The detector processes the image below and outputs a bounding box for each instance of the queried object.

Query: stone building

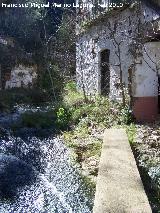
[5,64,37,89]
[76,0,160,122]
[0,36,37,90]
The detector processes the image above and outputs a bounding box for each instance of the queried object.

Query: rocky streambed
[0,105,94,213]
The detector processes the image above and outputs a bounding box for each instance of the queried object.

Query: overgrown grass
[126,124,137,145]
[80,174,96,208]
[62,81,134,128]
[59,81,136,189]
[11,107,71,131]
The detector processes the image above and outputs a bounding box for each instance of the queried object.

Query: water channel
[0,105,94,213]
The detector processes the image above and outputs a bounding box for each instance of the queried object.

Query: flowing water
[0,105,94,213]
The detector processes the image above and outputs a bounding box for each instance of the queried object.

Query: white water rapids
[0,106,93,213]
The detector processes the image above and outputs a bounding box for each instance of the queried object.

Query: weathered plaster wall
[76,3,160,100]
[132,41,160,121]
[133,42,160,98]
[5,65,37,89]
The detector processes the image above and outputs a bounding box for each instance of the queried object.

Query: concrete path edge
[93,129,152,213]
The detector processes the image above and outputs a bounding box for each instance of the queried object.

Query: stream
[0,105,94,213]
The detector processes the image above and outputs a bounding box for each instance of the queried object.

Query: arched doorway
[100,49,110,96]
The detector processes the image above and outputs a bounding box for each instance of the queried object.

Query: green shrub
[126,124,136,145]
[119,107,134,125]
[56,107,70,129]
[64,81,77,92]
[63,82,85,107]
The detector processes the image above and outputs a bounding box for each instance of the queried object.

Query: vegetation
[54,81,136,187]
[62,81,134,127]
[0,88,50,112]
[0,0,75,99]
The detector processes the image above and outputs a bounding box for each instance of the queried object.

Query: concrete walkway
[93,129,152,213]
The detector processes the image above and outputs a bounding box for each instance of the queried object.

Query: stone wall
[76,2,160,100]
[0,35,38,90]
[5,64,37,89]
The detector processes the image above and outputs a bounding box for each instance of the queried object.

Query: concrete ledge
[93,129,152,213]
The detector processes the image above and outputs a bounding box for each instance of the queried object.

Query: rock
[82,156,99,178]
[0,154,37,199]
[0,127,9,138]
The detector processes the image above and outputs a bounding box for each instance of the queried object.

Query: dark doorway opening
[100,49,110,96]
